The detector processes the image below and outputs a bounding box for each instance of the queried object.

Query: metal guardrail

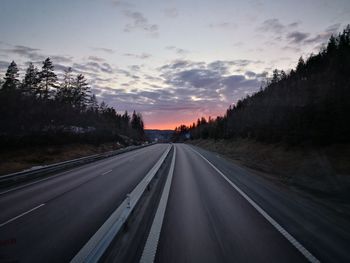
[0,143,156,187]
[71,144,172,263]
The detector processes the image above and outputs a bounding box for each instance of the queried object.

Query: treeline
[0,58,145,148]
[174,25,350,145]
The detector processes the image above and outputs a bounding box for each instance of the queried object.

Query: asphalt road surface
[0,143,169,263]
[155,144,311,262]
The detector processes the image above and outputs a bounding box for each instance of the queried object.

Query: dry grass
[0,143,122,175]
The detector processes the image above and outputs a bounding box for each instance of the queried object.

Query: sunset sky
[0,0,349,129]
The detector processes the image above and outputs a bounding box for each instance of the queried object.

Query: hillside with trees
[173,25,350,146]
[0,58,145,148]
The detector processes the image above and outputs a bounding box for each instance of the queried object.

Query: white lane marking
[140,146,177,263]
[191,147,320,263]
[101,170,112,175]
[0,203,45,228]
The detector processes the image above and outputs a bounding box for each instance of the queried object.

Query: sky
[0,0,349,129]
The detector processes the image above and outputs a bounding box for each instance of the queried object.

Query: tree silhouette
[38,57,57,99]
[0,57,146,148]
[22,62,39,96]
[2,61,19,91]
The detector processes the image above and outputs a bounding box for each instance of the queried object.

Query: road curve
[0,143,169,263]
[155,144,308,263]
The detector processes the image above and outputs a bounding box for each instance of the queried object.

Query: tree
[56,67,73,103]
[38,57,57,99]
[2,61,19,91]
[271,69,280,83]
[22,62,39,96]
[131,110,144,138]
[296,57,305,73]
[72,74,91,109]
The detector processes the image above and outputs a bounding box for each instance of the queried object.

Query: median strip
[71,144,172,263]
[140,145,176,263]
[190,147,320,263]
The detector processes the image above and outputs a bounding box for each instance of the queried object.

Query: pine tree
[72,74,91,109]
[39,57,57,99]
[22,62,39,96]
[56,67,74,103]
[2,61,19,91]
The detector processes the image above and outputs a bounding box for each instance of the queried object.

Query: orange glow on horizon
[145,121,195,130]
[144,112,224,130]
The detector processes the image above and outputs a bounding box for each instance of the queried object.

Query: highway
[0,143,169,263]
[1,143,349,262]
[154,144,308,263]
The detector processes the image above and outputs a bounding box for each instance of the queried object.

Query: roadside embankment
[0,142,124,175]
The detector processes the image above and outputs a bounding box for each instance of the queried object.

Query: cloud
[304,23,341,45]
[50,55,73,64]
[257,18,301,35]
[158,59,263,106]
[72,61,114,74]
[89,58,266,128]
[91,47,115,54]
[88,56,106,62]
[2,45,45,61]
[164,8,178,18]
[287,31,310,44]
[165,46,190,55]
[123,11,159,37]
[258,18,285,34]
[123,52,152,59]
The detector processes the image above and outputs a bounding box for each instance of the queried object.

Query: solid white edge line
[190,147,320,263]
[0,203,45,227]
[140,146,177,263]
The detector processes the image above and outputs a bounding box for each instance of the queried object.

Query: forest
[174,25,350,146]
[0,58,145,148]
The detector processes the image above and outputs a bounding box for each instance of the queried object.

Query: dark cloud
[123,11,159,37]
[287,31,310,44]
